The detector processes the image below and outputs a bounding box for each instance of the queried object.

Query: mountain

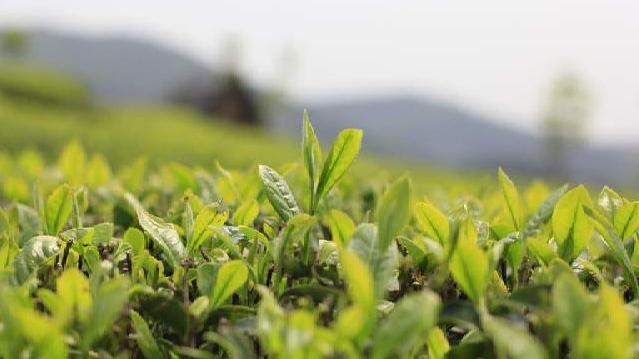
[22,29,213,103]
[277,96,637,186]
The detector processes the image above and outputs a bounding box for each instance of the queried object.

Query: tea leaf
[44,184,73,235]
[233,199,259,226]
[315,128,362,205]
[326,209,355,248]
[302,110,323,207]
[210,260,249,308]
[376,176,411,250]
[372,290,440,359]
[258,165,300,221]
[414,200,449,247]
[14,235,60,283]
[613,202,639,241]
[340,251,375,312]
[130,309,165,359]
[125,192,186,268]
[348,223,397,297]
[498,168,523,231]
[450,219,489,303]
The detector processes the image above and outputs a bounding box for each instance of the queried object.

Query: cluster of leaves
[0,112,639,358]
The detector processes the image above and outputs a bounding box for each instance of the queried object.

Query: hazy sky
[2,0,639,145]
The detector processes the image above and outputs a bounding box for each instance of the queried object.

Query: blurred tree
[172,37,262,126]
[1,29,29,61]
[540,72,591,177]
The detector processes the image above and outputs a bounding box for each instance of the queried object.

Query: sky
[2,0,639,145]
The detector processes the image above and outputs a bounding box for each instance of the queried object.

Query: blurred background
[1,1,638,188]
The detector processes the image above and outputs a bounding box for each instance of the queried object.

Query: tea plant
[0,111,638,358]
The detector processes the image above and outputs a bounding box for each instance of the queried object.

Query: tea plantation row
[0,113,636,358]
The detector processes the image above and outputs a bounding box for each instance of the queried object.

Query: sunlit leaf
[44,184,73,235]
[415,200,449,247]
[314,128,363,205]
[210,260,249,308]
[125,192,186,268]
[450,219,489,303]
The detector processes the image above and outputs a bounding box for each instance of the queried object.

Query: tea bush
[0,111,637,358]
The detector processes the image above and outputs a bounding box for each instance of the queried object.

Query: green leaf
[189,204,228,254]
[0,236,19,270]
[589,219,639,299]
[552,272,587,337]
[118,157,147,194]
[130,309,165,359]
[210,260,248,308]
[14,235,60,284]
[414,200,450,247]
[233,199,259,226]
[314,128,363,205]
[376,176,412,250]
[302,110,323,207]
[86,154,112,188]
[92,222,114,245]
[483,315,548,359]
[372,290,441,359]
[397,236,427,264]
[326,209,355,249]
[81,277,129,350]
[0,286,68,359]
[573,284,632,359]
[450,219,489,303]
[552,185,593,260]
[124,227,145,255]
[125,193,186,268]
[552,185,591,244]
[567,204,593,259]
[498,168,523,231]
[44,184,73,235]
[348,223,397,298]
[427,327,451,359]
[340,251,375,312]
[614,202,639,241]
[598,186,623,217]
[58,141,86,186]
[526,236,557,266]
[55,268,92,325]
[258,165,300,222]
[522,184,568,239]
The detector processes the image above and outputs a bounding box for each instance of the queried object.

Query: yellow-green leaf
[315,128,363,204]
[614,202,639,241]
[414,200,449,247]
[45,184,73,235]
[210,260,249,308]
[233,199,259,226]
[340,251,375,312]
[450,219,489,303]
[376,176,412,250]
[326,209,355,248]
[498,168,523,230]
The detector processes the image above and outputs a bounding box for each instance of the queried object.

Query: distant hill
[277,96,637,186]
[0,63,91,107]
[12,29,638,186]
[22,29,213,103]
